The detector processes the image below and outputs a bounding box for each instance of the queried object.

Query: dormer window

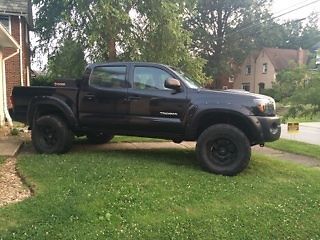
[0,15,10,33]
[262,63,268,74]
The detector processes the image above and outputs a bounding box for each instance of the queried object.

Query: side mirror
[164,78,181,91]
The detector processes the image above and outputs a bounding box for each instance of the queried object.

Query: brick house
[0,0,32,109]
[233,48,309,93]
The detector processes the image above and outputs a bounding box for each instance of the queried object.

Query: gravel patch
[0,158,31,207]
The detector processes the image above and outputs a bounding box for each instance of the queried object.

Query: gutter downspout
[19,16,24,86]
[26,22,30,86]
[0,50,4,126]
[3,49,20,127]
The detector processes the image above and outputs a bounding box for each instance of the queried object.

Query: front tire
[32,115,74,154]
[196,124,251,176]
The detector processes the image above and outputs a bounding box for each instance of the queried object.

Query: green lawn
[0,157,6,165]
[0,149,320,239]
[284,112,320,123]
[267,139,320,160]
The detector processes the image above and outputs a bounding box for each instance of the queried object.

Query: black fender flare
[27,96,77,128]
[186,108,263,142]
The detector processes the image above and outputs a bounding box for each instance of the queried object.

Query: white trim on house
[19,16,24,86]
[8,15,11,34]
[0,24,20,127]
[25,22,29,43]
[0,23,19,48]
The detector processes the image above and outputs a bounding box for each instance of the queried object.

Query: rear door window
[90,66,127,88]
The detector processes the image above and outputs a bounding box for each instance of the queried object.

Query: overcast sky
[272,0,320,22]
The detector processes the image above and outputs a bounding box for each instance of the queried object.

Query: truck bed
[12,85,79,125]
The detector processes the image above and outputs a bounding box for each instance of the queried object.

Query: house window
[262,63,268,74]
[245,65,251,75]
[258,82,265,94]
[0,15,10,33]
[228,75,234,83]
[242,83,250,92]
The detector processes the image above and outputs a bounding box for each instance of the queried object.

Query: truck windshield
[170,68,201,89]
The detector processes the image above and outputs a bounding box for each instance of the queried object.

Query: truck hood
[189,88,276,115]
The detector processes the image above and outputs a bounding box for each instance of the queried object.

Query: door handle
[85,94,96,101]
[127,96,141,101]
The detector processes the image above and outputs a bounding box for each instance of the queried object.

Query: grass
[0,149,320,239]
[267,139,320,160]
[0,157,5,165]
[276,103,320,123]
[284,113,320,123]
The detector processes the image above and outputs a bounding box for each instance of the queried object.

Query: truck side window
[90,66,127,88]
[134,67,172,90]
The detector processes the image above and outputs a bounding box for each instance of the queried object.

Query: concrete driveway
[281,122,320,146]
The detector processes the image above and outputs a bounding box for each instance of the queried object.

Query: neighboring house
[0,0,32,110]
[311,41,320,67]
[233,48,309,93]
[211,60,237,90]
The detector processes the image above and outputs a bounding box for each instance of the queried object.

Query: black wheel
[86,132,114,144]
[196,124,251,176]
[32,115,74,154]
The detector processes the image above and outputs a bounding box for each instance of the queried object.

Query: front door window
[133,67,172,90]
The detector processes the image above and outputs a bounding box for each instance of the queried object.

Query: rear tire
[196,124,251,176]
[86,132,114,144]
[32,115,74,154]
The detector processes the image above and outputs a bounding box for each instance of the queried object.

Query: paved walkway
[281,122,320,146]
[0,137,23,157]
[1,135,319,167]
[73,141,320,168]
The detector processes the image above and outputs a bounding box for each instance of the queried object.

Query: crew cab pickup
[12,62,281,175]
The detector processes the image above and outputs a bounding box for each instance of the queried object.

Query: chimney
[298,47,304,65]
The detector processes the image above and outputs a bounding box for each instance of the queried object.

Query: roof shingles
[263,48,309,71]
[0,0,32,26]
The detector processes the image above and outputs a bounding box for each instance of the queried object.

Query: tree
[185,0,271,87]
[132,0,208,82]
[47,39,86,79]
[270,66,309,102]
[33,0,208,83]
[267,66,320,119]
[285,70,320,119]
[33,0,134,61]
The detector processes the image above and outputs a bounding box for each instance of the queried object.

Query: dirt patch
[0,158,31,207]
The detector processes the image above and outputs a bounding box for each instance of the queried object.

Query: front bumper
[256,116,281,142]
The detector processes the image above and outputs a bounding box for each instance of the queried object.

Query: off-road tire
[196,124,251,176]
[32,115,74,154]
[86,132,114,144]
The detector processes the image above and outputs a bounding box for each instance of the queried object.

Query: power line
[214,0,319,41]
[272,0,316,16]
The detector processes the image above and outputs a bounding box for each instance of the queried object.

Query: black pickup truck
[12,62,281,175]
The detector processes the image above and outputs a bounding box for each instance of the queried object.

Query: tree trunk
[108,38,117,61]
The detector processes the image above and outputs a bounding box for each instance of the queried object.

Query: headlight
[253,98,276,115]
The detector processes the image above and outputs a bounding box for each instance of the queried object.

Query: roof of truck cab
[87,62,171,68]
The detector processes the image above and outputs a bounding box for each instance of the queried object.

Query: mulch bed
[0,125,32,207]
[0,157,31,207]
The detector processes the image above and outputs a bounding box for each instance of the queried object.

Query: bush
[31,75,53,86]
